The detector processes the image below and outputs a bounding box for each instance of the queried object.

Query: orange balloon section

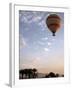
[46,14,61,36]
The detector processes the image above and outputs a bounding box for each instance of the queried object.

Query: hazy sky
[19,10,64,74]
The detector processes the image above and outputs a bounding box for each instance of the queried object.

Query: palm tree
[27,69,33,78]
[19,69,25,79]
[32,68,37,78]
[24,69,29,78]
[19,68,38,79]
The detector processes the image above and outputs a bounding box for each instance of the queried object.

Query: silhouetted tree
[24,69,29,78]
[45,74,49,78]
[32,68,37,78]
[19,68,38,79]
[27,69,33,78]
[45,72,56,78]
[48,72,56,77]
[19,69,25,79]
[61,74,64,77]
[56,73,59,77]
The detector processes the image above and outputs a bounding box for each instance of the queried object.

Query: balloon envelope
[46,14,61,36]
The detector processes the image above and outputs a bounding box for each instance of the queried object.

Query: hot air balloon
[46,14,61,36]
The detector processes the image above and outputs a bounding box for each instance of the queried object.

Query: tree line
[19,68,37,79]
[19,68,64,79]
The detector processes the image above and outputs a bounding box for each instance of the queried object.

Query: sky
[19,10,64,74]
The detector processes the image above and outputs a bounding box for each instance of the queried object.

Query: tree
[48,72,56,77]
[24,69,29,78]
[45,74,49,78]
[19,69,25,79]
[32,68,37,78]
[45,72,56,78]
[61,74,64,77]
[19,68,38,79]
[56,73,59,77]
[27,69,33,78]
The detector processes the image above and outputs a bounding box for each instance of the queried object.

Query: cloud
[41,37,48,40]
[38,41,45,45]
[35,57,41,61]
[44,48,49,51]
[20,35,27,48]
[19,11,48,25]
[47,42,51,46]
[52,38,55,41]
[38,20,47,31]
[19,11,42,24]
[31,16,42,22]
[38,20,45,26]
[19,11,32,24]
[24,27,29,31]
[20,56,42,69]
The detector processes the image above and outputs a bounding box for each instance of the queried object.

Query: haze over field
[19,10,64,75]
